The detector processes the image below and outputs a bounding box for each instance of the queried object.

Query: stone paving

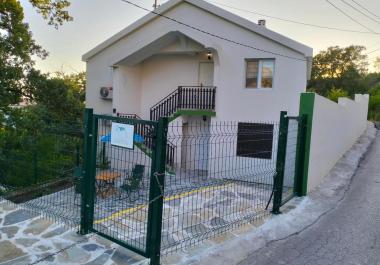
[0,200,147,265]
[0,178,273,265]
[94,181,273,256]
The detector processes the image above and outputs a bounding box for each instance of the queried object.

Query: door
[198,62,214,86]
[181,117,210,175]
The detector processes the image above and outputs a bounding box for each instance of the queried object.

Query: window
[245,59,275,89]
[236,123,274,159]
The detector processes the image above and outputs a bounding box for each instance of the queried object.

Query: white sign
[111,122,134,149]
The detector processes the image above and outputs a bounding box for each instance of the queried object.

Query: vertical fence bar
[80,108,94,235]
[33,150,38,184]
[178,86,182,109]
[272,111,289,214]
[294,114,307,197]
[146,117,168,265]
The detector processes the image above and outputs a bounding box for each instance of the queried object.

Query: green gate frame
[80,108,309,262]
[272,111,308,214]
[80,109,168,265]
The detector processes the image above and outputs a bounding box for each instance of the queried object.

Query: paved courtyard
[0,176,274,264]
[0,200,146,265]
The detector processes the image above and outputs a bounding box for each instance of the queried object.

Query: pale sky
[20,0,380,74]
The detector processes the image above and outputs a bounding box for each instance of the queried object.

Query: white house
[83,0,313,178]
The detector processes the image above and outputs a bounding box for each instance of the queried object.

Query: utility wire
[119,0,310,62]
[339,0,380,25]
[368,47,380,55]
[120,0,380,66]
[207,0,380,35]
[349,0,380,20]
[325,0,376,33]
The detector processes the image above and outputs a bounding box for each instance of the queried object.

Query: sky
[20,0,380,74]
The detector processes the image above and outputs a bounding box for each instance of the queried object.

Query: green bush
[327,88,349,103]
[368,93,380,121]
[0,107,82,188]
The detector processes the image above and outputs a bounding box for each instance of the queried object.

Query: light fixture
[207,51,212,60]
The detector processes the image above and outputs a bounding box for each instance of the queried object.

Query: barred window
[245,59,275,89]
[236,123,274,159]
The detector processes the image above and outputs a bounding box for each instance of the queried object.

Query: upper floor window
[245,59,275,89]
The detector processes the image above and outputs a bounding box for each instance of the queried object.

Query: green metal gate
[78,109,308,264]
[80,109,168,265]
[272,111,307,214]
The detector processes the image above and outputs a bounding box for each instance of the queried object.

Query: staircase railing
[117,112,176,167]
[150,86,216,121]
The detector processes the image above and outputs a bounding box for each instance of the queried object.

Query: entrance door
[198,62,214,86]
[181,117,210,175]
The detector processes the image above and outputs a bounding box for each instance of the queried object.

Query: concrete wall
[306,94,369,192]
[85,1,310,121]
[139,54,206,119]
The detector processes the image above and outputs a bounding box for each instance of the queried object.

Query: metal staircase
[150,86,216,121]
[118,86,216,168]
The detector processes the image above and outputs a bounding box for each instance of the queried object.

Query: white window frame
[245,59,275,89]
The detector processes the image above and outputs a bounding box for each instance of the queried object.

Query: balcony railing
[150,86,216,121]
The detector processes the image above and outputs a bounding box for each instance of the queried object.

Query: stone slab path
[0,201,147,265]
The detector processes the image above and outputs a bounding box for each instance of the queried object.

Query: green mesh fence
[0,118,83,227]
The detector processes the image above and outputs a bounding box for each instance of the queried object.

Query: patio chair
[120,164,145,200]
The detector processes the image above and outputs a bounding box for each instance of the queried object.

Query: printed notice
[111,122,134,149]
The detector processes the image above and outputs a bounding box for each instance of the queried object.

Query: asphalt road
[240,130,380,265]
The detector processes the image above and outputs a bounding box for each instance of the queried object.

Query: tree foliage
[327,88,348,103]
[29,0,72,28]
[309,46,380,121]
[0,0,46,111]
[0,0,84,189]
[0,0,72,113]
[308,46,368,96]
[375,57,380,72]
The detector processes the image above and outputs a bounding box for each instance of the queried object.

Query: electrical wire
[119,0,312,62]
[367,47,380,55]
[339,0,380,25]
[120,0,380,66]
[325,0,376,33]
[349,0,380,20]
[207,0,380,35]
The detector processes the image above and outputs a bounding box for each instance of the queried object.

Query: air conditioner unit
[100,87,113,100]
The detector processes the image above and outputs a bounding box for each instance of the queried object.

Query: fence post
[272,111,289,214]
[146,117,168,265]
[80,108,96,235]
[294,114,307,197]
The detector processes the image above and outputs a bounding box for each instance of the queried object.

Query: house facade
[83,0,312,121]
[83,0,313,175]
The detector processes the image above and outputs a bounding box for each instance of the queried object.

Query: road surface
[240,130,380,265]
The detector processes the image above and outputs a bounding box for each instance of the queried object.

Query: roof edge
[82,0,313,62]
[82,0,183,61]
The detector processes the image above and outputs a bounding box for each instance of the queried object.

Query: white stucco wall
[139,54,207,119]
[84,1,310,120]
[307,94,369,192]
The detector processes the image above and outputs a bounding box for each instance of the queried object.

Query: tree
[25,70,85,121]
[29,0,72,28]
[0,0,72,113]
[375,57,380,72]
[308,46,368,96]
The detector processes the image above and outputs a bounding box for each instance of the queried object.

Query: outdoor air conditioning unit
[100,87,113,100]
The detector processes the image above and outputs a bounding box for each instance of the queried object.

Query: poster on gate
[110,122,134,149]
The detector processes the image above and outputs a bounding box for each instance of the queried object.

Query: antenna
[153,0,158,9]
